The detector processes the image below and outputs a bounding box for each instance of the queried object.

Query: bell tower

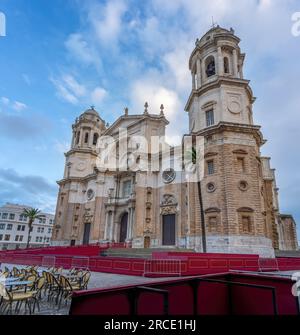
[186,26,255,133]
[185,27,275,257]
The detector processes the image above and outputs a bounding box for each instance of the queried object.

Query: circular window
[87,189,95,200]
[162,169,176,184]
[207,182,216,193]
[239,181,248,191]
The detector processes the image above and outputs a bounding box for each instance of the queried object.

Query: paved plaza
[0,263,175,315]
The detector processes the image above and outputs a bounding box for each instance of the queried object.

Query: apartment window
[207,160,215,175]
[7,224,13,230]
[0,234,2,241]
[15,235,19,241]
[41,228,44,233]
[48,228,52,234]
[21,225,25,231]
[36,236,39,242]
[122,180,132,197]
[46,238,50,243]
[39,237,43,242]
[0,224,5,230]
[9,213,15,220]
[19,235,23,241]
[206,110,214,127]
[4,235,10,241]
[19,214,27,222]
[2,213,8,219]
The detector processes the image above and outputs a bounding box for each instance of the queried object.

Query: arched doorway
[119,212,128,243]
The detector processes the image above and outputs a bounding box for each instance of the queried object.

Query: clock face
[162,168,176,184]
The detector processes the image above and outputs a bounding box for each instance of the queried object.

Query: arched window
[205,56,216,77]
[224,57,230,74]
[93,133,99,145]
[84,132,89,144]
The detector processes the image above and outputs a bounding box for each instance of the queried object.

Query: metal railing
[144,259,182,277]
[42,255,56,268]
[71,256,90,270]
[258,258,279,272]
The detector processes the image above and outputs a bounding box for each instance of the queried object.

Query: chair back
[26,274,37,290]
[82,272,91,289]
[60,275,74,292]
[36,277,45,291]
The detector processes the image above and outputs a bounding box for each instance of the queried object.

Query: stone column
[232,49,238,77]
[130,207,135,239]
[110,211,115,241]
[201,59,206,83]
[192,73,196,89]
[104,211,109,239]
[217,46,223,76]
[127,208,132,239]
[79,130,83,147]
[196,58,201,88]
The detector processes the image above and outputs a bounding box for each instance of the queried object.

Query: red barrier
[1,247,300,277]
[70,272,300,315]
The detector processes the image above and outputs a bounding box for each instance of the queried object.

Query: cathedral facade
[52,27,298,257]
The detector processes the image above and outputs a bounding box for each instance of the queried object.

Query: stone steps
[100,248,195,258]
[275,250,300,258]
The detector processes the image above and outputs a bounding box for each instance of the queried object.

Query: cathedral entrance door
[119,213,128,243]
[83,223,91,245]
[162,214,175,246]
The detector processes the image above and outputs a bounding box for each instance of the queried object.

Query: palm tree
[22,208,43,249]
[185,146,207,253]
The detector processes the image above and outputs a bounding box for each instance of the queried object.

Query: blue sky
[0,0,299,239]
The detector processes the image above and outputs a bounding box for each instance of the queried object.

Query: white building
[0,203,54,250]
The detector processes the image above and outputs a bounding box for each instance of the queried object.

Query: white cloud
[62,74,87,97]
[65,33,102,69]
[51,77,78,104]
[91,87,108,105]
[12,101,27,112]
[51,74,107,107]
[88,0,127,45]
[1,97,10,105]
[1,97,27,112]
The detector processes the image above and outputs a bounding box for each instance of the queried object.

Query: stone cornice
[184,77,255,111]
[65,148,98,157]
[57,173,97,186]
[191,121,266,147]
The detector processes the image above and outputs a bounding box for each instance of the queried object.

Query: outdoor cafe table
[0,277,19,282]
[3,280,33,292]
